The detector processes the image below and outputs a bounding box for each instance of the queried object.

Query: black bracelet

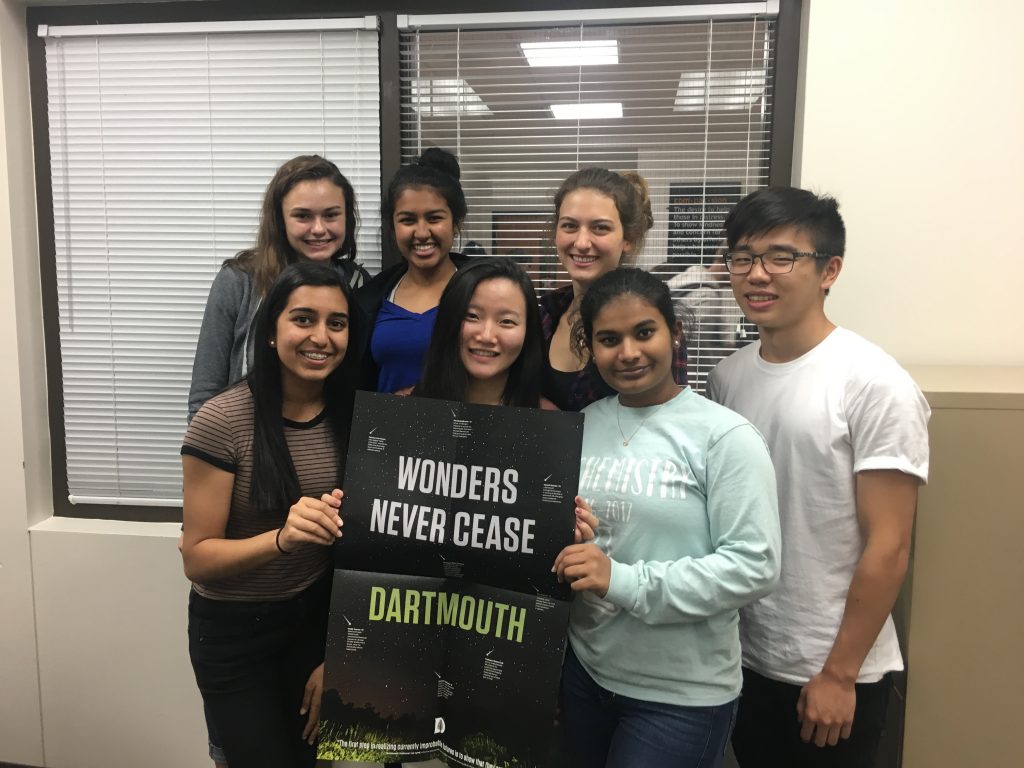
[275,527,292,555]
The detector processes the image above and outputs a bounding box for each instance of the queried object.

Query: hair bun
[619,171,653,232]
[416,147,461,181]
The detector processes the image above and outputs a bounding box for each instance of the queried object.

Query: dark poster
[667,182,742,268]
[319,392,584,767]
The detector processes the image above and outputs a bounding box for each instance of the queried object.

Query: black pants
[731,667,892,768]
[188,578,330,768]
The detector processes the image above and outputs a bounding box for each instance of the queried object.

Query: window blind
[399,6,775,392]
[44,19,381,506]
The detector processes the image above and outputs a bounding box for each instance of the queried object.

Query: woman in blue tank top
[354,148,472,393]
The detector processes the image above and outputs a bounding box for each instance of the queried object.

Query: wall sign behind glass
[667,183,742,269]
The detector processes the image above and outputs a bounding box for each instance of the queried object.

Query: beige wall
[2,0,1023,765]
[900,369,1024,768]
[796,0,1024,366]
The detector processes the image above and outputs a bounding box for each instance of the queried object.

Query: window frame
[27,0,801,521]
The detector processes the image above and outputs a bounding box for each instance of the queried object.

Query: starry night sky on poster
[440,583,569,766]
[322,571,441,744]
[321,570,570,767]
[322,394,583,766]
[336,392,584,600]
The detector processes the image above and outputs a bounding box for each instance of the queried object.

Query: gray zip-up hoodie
[188,265,260,420]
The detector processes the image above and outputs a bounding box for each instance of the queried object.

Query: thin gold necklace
[615,397,671,446]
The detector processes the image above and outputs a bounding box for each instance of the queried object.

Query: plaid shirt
[538,284,688,412]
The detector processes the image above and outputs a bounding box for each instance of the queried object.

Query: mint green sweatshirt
[569,387,780,706]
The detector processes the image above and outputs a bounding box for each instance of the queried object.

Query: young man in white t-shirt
[707,187,930,767]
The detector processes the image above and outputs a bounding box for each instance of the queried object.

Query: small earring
[673,340,680,348]
[269,340,276,347]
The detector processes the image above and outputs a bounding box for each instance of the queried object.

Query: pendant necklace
[616,398,670,446]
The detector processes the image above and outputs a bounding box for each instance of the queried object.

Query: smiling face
[555,188,633,290]
[281,179,348,261]
[459,277,528,389]
[392,186,456,273]
[728,224,841,336]
[590,293,681,407]
[272,285,350,392]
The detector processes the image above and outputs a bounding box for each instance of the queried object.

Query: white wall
[796,0,1024,366]
[1,1,207,765]
[0,0,45,763]
[1,0,1022,766]
[30,518,207,768]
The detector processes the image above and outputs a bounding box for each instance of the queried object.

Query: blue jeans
[560,645,737,768]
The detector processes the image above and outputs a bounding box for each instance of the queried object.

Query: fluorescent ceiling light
[520,40,619,67]
[410,78,492,117]
[674,69,767,112]
[551,102,623,120]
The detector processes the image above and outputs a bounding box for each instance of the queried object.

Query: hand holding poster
[319,393,583,767]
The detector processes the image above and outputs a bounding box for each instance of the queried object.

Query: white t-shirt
[707,327,930,684]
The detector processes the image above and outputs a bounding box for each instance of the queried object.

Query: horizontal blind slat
[401,15,770,395]
[47,26,381,504]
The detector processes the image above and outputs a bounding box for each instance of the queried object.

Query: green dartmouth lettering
[368,587,526,644]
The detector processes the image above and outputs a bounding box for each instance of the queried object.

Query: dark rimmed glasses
[723,249,833,275]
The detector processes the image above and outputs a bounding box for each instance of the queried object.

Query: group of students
[180,147,930,768]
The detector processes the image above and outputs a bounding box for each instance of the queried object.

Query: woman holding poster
[553,268,781,768]
[414,257,596,540]
[415,257,545,408]
[181,261,357,768]
[540,168,687,411]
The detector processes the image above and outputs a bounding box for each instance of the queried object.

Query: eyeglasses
[723,249,832,275]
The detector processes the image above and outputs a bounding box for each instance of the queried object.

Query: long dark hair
[248,261,359,515]
[231,155,359,296]
[415,258,543,407]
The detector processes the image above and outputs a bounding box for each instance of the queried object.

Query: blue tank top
[370,299,439,393]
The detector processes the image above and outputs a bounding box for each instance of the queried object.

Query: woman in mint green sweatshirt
[553,268,781,768]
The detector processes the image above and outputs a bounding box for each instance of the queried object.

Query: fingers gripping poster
[318,392,584,767]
